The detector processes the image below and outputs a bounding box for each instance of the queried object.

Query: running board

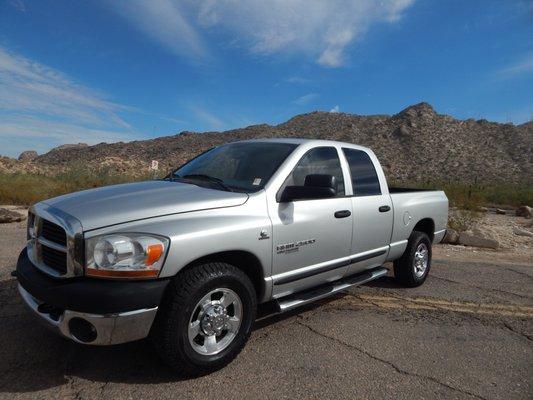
[275,267,388,313]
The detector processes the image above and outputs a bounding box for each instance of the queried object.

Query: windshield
[171,142,298,192]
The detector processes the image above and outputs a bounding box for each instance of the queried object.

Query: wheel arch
[177,250,265,301]
[411,218,435,242]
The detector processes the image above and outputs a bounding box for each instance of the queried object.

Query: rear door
[269,146,353,298]
[342,148,393,275]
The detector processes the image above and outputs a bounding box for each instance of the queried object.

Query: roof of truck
[233,138,372,152]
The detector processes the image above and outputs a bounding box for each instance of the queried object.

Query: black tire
[393,231,432,287]
[151,262,257,376]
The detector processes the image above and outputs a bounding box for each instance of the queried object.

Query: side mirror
[280,174,337,202]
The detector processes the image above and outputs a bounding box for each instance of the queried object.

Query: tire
[393,231,432,287]
[151,262,257,376]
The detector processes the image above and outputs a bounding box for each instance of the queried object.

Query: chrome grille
[38,218,68,275]
[27,204,84,278]
[41,244,68,274]
[41,219,67,246]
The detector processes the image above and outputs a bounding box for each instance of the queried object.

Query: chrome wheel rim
[188,288,243,356]
[413,243,429,278]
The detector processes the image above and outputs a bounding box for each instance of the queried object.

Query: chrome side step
[275,267,388,313]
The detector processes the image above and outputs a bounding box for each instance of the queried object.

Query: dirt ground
[0,216,531,400]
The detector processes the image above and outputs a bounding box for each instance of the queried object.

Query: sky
[0,0,532,158]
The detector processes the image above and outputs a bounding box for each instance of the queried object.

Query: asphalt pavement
[0,221,531,399]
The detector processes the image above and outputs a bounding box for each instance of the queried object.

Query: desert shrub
[0,167,153,206]
[447,209,481,232]
[389,180,532,208]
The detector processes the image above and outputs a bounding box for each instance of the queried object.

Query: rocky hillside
[1,103,532,185]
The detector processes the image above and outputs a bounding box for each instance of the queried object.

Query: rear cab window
[342,148,381,196]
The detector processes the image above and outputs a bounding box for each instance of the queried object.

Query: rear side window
[281,147,345,197]
[342,148,381,196]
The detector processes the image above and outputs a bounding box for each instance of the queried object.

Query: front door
[269,147,353,298]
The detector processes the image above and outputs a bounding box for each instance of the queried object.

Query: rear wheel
[152,262,256,376]
[394,231,432,287]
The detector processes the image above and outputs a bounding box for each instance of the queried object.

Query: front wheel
[393,231,432,287]
[151,262,257,376]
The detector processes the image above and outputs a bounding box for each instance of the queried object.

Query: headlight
[85,233,169,278]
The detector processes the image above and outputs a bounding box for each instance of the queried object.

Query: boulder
[17,150,38,162]
[513,227,533,237]
[0,208,26,223]
[458,232,499,249]
[516,206,532,219]
[442,229,459,244]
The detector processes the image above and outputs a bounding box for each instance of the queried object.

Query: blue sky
[0,0,532,157]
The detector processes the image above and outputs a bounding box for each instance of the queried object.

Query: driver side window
[280,147,345,197]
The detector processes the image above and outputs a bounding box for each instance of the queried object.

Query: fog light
[68,317,97,343]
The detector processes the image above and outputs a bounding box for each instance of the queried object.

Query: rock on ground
[0,208,26,223]
[458,232,499,249]
[442,229,459,244]
[513,227,533,237]
[515,205,532,219]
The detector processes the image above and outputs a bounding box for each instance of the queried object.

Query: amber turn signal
[145,243,164,266]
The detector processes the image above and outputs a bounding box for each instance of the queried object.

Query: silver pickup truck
[16,138,448,375]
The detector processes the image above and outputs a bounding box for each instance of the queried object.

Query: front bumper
[16,249,169,345]
[18,284,158,345]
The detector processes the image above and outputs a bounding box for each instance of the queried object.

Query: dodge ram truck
[16,139,448,375]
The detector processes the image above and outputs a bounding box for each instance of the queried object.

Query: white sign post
[151,160,159,178]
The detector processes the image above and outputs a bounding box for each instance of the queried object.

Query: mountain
[1,103,532,185]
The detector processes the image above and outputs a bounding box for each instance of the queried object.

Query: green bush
[1,169,532,208]
[0,167,153,206]
[389,180,532,209]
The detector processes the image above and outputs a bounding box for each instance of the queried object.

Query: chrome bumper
[18,284,158,345]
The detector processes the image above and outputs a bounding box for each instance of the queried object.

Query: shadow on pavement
[0,277,334,393]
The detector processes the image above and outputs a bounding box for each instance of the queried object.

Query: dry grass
[1,168,532,208]
[390,180,533,209]
[0,166,154,205]
[447,209,481,232]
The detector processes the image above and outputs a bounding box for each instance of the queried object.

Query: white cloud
[496,53,533,79]
[285,76,311,84]
[7,0,26,12]
[330,105,340,113]
[0,46,140,157]
[188,105,226,131]
[195,0,415,67]
[110,0,209,62]
[110,0,415,67]
[292,93,319,106]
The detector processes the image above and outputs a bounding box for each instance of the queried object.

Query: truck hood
[42,180,249,231]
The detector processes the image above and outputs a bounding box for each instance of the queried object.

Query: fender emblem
[276,238,316,254]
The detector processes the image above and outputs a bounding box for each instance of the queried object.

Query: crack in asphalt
[502,322,533,342]
[501,267,533,280]
[296,319,489,400]
[430,274,532,300]
[63,345,85,400]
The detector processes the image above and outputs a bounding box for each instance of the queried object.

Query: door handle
[334,210,351,218]
[379,205,391,213]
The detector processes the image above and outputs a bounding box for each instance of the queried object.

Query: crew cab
[16,139,448,375]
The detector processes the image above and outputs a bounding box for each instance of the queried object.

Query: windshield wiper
[180,174,234,192]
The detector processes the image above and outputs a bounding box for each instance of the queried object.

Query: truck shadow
[0,276,386,393]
